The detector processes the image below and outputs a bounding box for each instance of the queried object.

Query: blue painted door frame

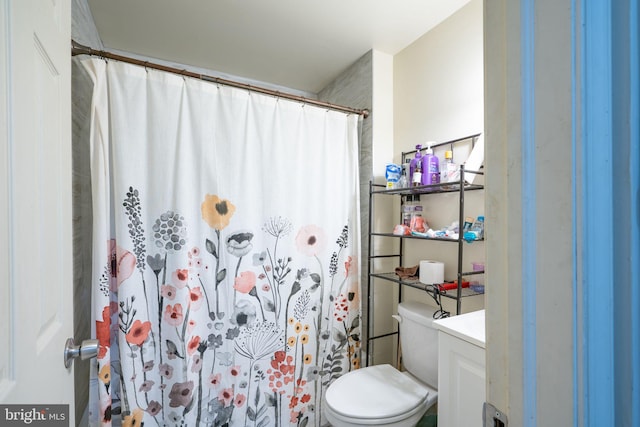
[580,0,639,426]
[520,0,639,425]
[577,0,638,426]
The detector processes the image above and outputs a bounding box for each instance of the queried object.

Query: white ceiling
[87,0,471,94]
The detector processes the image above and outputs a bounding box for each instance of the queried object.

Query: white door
[0,0,74,421]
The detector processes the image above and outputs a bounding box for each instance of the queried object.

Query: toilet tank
[397,301,439,389]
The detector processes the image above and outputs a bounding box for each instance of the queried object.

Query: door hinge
[483,402,508,427]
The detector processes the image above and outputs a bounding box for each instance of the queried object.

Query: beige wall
[394,0,484,146]
[392,0,485,315]
[484,1,575,425]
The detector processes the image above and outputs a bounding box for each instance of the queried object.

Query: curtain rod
[71,40,369,118]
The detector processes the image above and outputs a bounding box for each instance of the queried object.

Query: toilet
[324,301,439,427]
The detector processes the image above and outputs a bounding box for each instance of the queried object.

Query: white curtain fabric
[83,59,361,427]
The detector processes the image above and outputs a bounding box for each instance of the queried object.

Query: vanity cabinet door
[437,331,486,427]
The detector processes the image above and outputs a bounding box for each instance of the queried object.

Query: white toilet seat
[324,364,436,426]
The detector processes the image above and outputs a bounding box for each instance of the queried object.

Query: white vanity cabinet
[433,309,486,427]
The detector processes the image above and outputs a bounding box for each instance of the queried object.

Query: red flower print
[301,394,311,404]
[273,350,286,364]
[95,306,111,359]
[207,373,222,388]
[187,336,201,356]
[289,396,299,409]
[345,255,353,277]
[295,224,327,257]
[268,351,295,393]
[108,240,136,290]
[234,394,246,408]
[164,303,184,326]
[188,287,203,310]
[295,378,307,394]
[161,284,177,300]
[125,320,152,346]
[218,387,234,407]
[333,293,350,322]
[279,355,295,375]
[172,269,189,289]
[233,271,256,294]
[229,365,241,377]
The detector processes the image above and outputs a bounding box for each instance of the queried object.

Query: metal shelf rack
[365,134,485,366]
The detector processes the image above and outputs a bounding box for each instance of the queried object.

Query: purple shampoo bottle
[422,144,440,185]
[409,144,423,187]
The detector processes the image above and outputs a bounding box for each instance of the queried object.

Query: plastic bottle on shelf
[397,162,408,189]
[463,216,474,232]
[472,215,485,238]
[422,143,440,185]
[442,150,459,185]
[410,205,426,232]
[463,215,484,241]
[410,145,423,187]
[385,164,401,189]
[402,204,413,227]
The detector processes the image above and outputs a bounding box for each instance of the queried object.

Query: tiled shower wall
[71,0,103,422]
[318,51,374,355]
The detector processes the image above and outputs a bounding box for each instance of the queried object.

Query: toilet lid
[325,364,430,420]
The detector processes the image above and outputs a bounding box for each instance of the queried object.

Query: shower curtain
[83,59,361,427]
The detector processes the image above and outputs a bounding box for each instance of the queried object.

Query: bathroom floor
[416,413,438,427]
[416,405,438,427]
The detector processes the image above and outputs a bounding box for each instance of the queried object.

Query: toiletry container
[422,145,440,185]
[410,205,426,232]
[386,164,401,189]
[442,150,459,184]
[463,216,485,242]
[410,145,423,187]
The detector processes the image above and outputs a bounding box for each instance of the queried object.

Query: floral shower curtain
[83,59,361,427]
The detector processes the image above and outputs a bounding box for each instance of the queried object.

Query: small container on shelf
[410,205,426,232]
[470,282,485,293]
[402,205,414,227]
[385,163,401,189]
[471,261,484,272]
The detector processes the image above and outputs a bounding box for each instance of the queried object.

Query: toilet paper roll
[419,260,444,285]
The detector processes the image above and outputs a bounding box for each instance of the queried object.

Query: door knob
[63,338,99,368]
